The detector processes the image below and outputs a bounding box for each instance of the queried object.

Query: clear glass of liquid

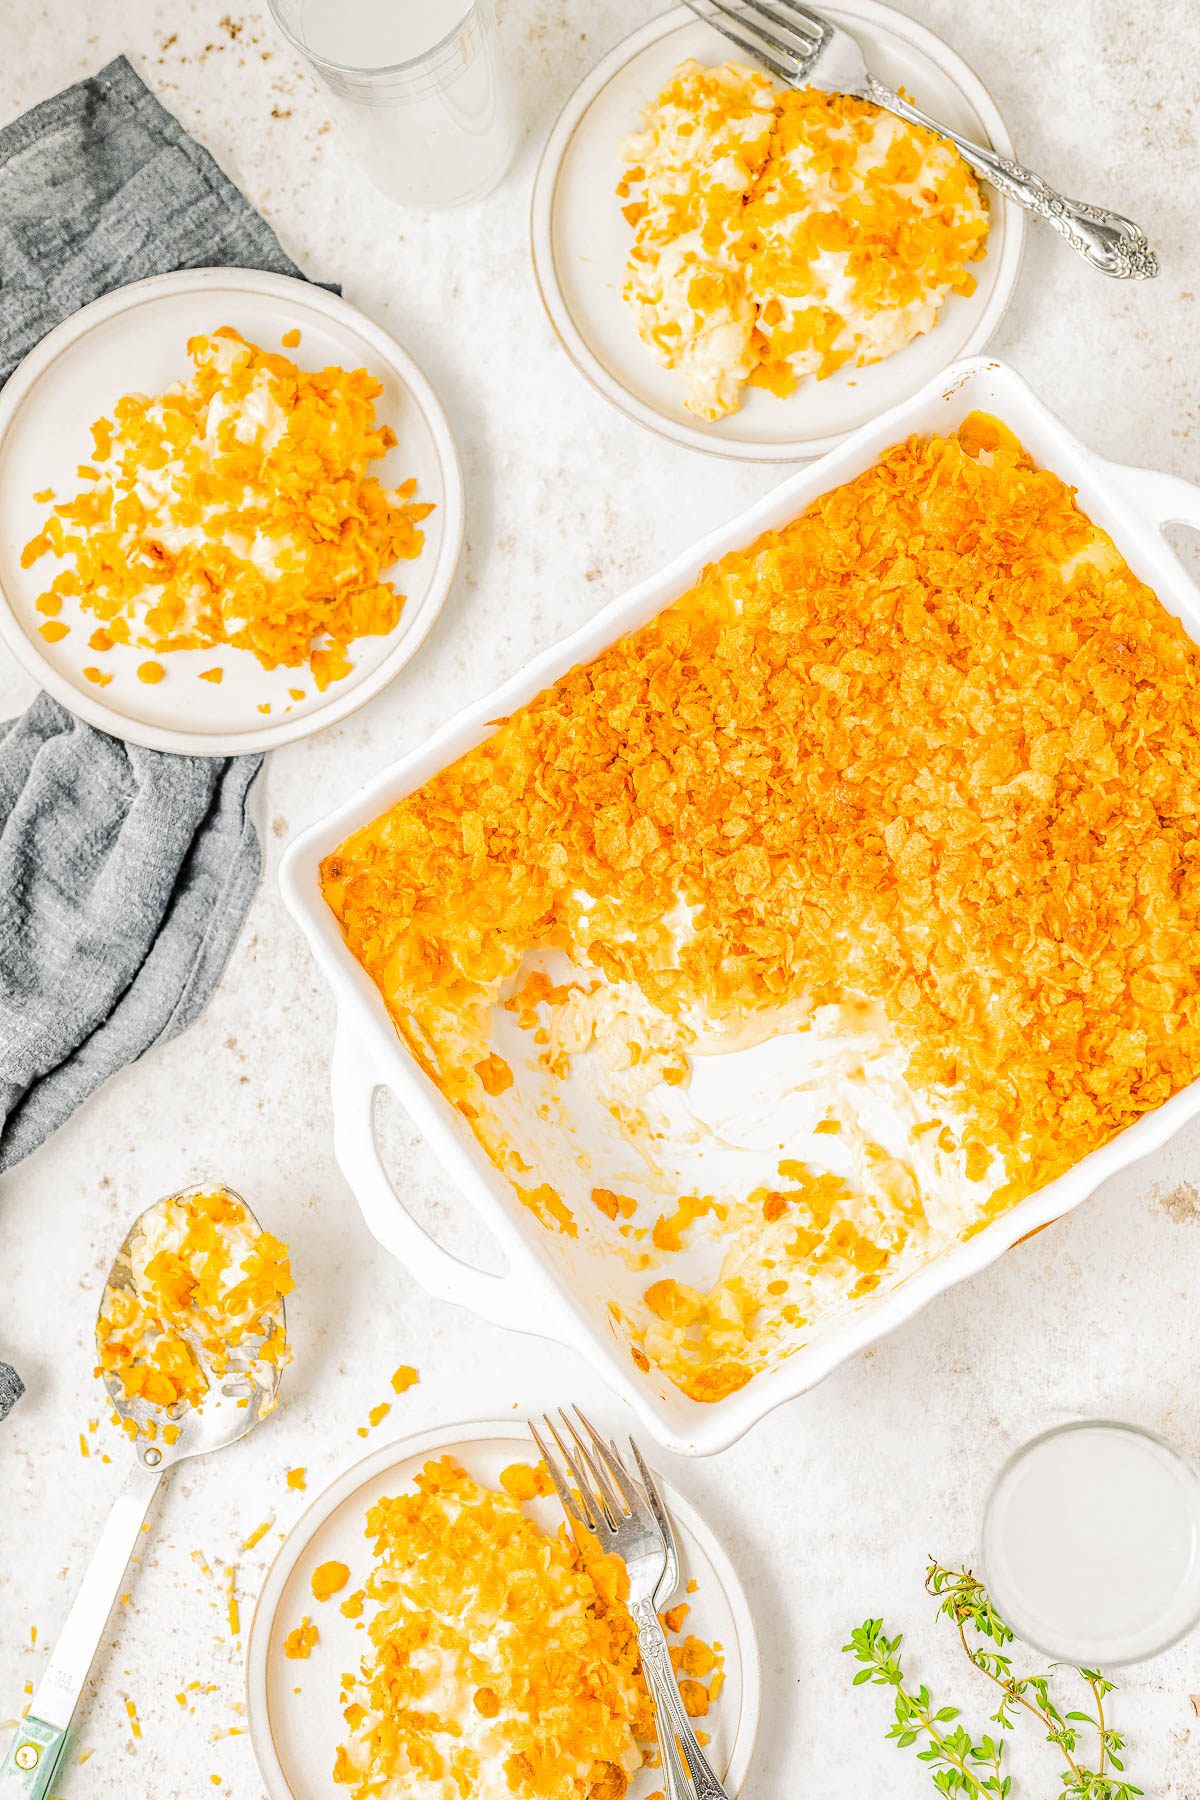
[980,1419,1200,1665]
[268,0,517,210]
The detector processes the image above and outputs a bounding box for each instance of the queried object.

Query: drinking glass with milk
[981,1418,1200,1665]
[268,0,516,209]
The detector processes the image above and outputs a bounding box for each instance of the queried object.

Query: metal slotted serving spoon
[0,1184,286,1800]
[685,0,1159,279]
[531,1409,728,1800]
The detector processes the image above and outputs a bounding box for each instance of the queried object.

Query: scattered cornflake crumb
[29,1626,36,1646]
[176,1693,187,1707]
[368,1402,390,1428]
[281,328,301,348]
[225,1566,240,1637]
[288,687,305,700]
[390,1365,419,1394]
[40,621,69,642]
[83,666,113,686]
[686,1579,698,1594]
[33,487,53,503]
[284,1618,317,1659]
[191,1550,214,1578]
[499,1461,554,1500]
[125,1697,142,1739]
[79,1434,89,1457]
[88,629,113,651]
[121,1594,130,1606]
[257,702,271,714]
[678,1678,709,1718]
[356,1426,368,1438]
[339,1589,365,1619]
[241,1518,274,1551]
[311,1560,350,1602]
[137,660,164,684]
[89,1419,98,1432]
[78,1747,93,1762]
[663,1603,689,1632]
[199,667,223,684]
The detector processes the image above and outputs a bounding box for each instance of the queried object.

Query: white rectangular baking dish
[280,356,1200,1456]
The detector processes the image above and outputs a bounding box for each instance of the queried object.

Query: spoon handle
[0,1459,161,1798]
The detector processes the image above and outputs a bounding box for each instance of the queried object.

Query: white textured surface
[2,3,1200,1797]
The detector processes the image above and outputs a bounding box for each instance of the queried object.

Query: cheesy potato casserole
[322,416,1200,1402]
[617,62,989,419]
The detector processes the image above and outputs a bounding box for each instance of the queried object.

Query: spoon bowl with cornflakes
[0,1184,291,1800]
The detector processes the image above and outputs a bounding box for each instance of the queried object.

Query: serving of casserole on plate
[282,358,1200,1455]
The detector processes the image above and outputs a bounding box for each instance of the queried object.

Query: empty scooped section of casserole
[322,413,1200,1402]
[617,61,989,418]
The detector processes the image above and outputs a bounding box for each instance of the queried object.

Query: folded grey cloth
[0,54,313,1184]
[0,1361,23,1421]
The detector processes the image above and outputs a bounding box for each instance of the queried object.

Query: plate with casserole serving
[0,268,464,755]
[246,1420,759,1800]
[282,356,1200,1456]
[531,0,1023,461]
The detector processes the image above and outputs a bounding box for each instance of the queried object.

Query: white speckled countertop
[2,2,1200,1795]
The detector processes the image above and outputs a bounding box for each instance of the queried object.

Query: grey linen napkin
[0,55,311,1210]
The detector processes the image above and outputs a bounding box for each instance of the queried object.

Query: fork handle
[630,1599,731,1800]
[856,75,1158,280]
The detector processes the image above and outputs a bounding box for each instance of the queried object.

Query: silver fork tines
[531,1408,732,1800]
[683,0,1159,279]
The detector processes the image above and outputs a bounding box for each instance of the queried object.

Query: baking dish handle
[1100,461,1200,532]
[329,1023,570,1340]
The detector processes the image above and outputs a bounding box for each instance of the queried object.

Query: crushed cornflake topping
[331,1457,720,1800]
[323,416,1200,1403]
[311,1561,351,1602]
[95,1186,291,1428]
[391,1364,419,1394]
[285,1618,318,1659]
[619,61,988,419]
[22,326,433,689]
[287,1467,307,1491]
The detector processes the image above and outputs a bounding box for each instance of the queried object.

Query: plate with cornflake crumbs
[0,268,464,753]
[531,0,1024,461]
[246,1421,759,1800]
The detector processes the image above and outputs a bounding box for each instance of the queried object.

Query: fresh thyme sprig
[844,1562,1143,1799]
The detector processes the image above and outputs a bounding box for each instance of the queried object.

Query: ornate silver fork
[684,0,1158,279]
[530,1410,729,1800]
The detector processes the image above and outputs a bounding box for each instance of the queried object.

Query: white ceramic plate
[0,269,464,755]
[531,1,1025,461]
[246,1419,760,1800]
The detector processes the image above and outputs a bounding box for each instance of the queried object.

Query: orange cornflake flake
[322,417,1200,1404]
[88,628,114,651]
[33,487,53,503]
[390,1365,419,1394]
[284,1617,317,1659]
[340,1588,365,1619]
[281,328,302,348]
[474,1052,514,1096]
[137,660,164,684]
[663,1603,689,1633]
[83,666,113,688]
[22,328,432,686]
[198,667,223,684]
[311,1560,351,1602]
[498,1461,554,1501]
[256,703,271,714]
[288,687,305,700]
[95,1187,292,1433]
[591,1187,638,1222]
[287,1467,307,1490]
[619,65,987,419]
[367,1402,390,1428]
[79,1433,89,1457]
[39,621,69,643]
